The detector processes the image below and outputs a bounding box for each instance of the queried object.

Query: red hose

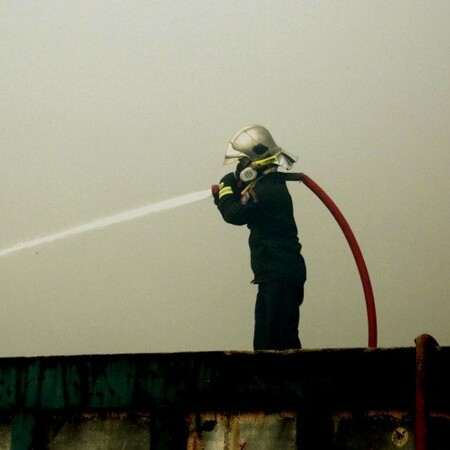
[285,172,377,347]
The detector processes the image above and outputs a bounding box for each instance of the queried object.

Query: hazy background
[1,1,449,356]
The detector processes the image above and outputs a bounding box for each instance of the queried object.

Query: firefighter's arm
[218,173,237,199]
[211,173,236,204]
[214,173,258,225]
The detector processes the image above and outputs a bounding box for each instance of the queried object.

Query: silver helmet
[224,124,298,170]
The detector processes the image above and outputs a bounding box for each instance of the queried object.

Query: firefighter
[212,125,307,350]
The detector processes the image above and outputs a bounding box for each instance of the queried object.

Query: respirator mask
[235,155,279,182]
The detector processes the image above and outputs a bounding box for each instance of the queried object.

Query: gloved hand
[211,184,219,204]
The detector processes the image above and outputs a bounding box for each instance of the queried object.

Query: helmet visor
[223,141,247,165]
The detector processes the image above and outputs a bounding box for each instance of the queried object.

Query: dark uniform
[216,170,306,350]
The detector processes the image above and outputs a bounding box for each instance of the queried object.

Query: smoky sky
[1,1,449,356]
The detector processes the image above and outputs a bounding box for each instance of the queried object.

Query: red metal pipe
[284,172,377,348]
[415,334,439,450]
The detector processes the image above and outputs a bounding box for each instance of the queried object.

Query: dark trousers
[253,280,304,351]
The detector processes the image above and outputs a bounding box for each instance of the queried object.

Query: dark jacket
[217,171,306,284]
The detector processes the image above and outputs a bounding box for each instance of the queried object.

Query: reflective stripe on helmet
[250,154,278,169]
